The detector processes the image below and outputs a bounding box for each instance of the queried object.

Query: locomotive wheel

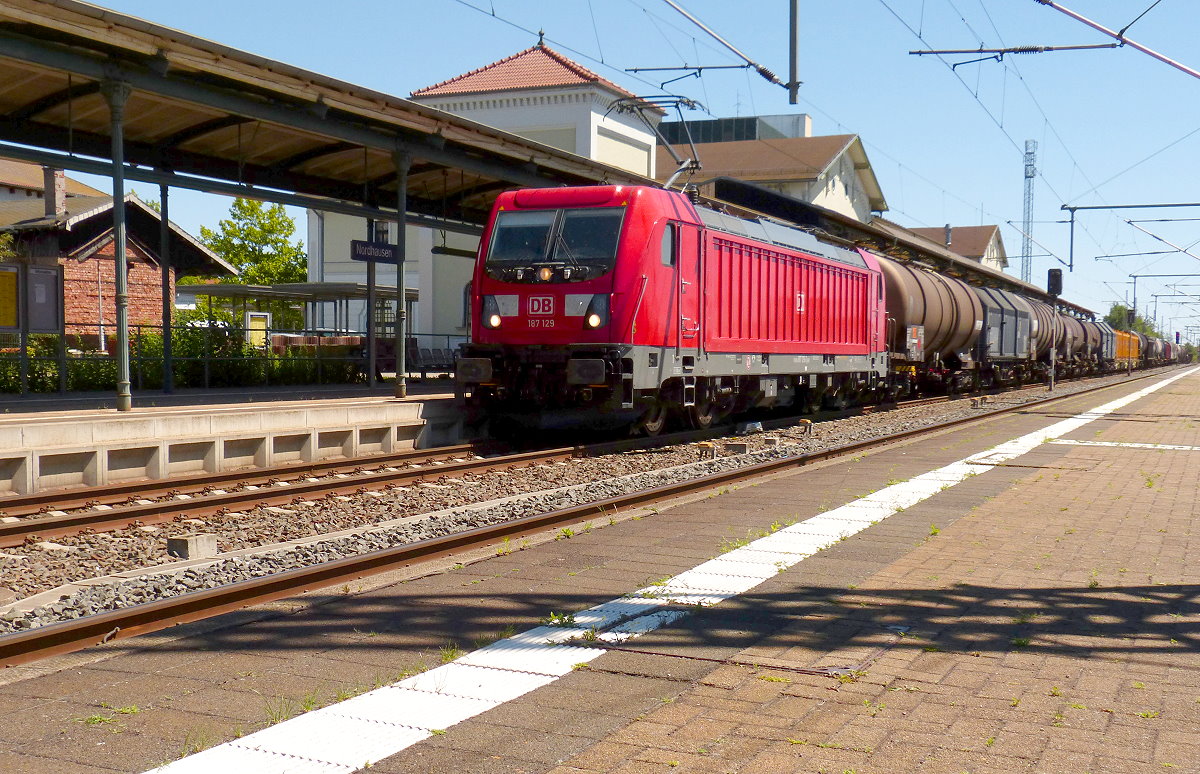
[638,401,669,436]
[688,400,717,430]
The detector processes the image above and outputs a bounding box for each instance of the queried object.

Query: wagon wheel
[688,399,717,430]
[637,400,669,436]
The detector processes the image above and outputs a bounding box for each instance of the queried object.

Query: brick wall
[62,238,174,339]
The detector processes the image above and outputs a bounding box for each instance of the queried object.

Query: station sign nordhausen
[350,240,400,264]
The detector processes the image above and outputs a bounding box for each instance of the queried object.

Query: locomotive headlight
[583,294,609,329]
[537,266,553,282]
[482,295,502,328]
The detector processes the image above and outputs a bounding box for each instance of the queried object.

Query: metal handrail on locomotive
[455,185,1183,434]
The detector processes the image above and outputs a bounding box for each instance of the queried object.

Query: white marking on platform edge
[145,367,1198,774]
[1050,439,1200,451]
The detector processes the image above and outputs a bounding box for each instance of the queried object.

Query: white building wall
[306,81,658,347]
[773,155,873,223]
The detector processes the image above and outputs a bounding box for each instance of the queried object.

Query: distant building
[411,41,661,177]
[910,225,1009,272]
[657,133,887,223]
[0,162,232,345]
[306,41,662,343]
[658,113,813,146]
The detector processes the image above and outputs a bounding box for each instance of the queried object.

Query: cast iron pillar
[159,182,173,393]
[393,151,410,398]
[102,80,134,411]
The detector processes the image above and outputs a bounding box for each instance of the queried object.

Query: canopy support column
[159,181,173,393]
[102,80,133,411]
[393,151,410,398]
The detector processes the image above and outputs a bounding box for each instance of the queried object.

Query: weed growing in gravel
[1012,637,1031,648]
[928,524,941,537]
[299,690,322,712]
[1138,710,1160,718]
[471,624,516,649]
[78,714,118,726]
[1049,686,1062,697]
[99,702,139,715]
[496,537,512,556]
[718,535,751,553]
[1010,697,1021,707]
[862,700,885,717]
[439,642,465,664]
[555,527,575,540]
[756,674,791,684]
[180,729,213,756]
[263,697,297,725]
[541,611,577,627]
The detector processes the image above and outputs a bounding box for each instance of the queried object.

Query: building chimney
[943,224,952,247]
[42,166,66,219]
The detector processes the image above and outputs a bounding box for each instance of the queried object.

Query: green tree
[198,198,305,285]
[1103,303,1160,337]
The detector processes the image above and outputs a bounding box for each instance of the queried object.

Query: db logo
[528,296,554,315]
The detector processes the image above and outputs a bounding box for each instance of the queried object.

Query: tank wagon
[455,184,1175,434]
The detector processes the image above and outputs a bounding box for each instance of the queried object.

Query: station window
[661,223,677,267]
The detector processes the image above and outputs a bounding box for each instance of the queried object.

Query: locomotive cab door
[676,224,702,356]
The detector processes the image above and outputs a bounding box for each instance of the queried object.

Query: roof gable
[658,135,887,212]
[412,43,637,100]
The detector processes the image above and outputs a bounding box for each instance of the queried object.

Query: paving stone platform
[1,367,1196,774]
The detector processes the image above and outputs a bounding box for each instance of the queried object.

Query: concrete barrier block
[166,533,218,560]
[723,442,750,455]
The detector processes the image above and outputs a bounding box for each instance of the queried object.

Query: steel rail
[0,443,483,516]
[0,366,1177,668]
[0,445,577,548]
[0,370,1164,546]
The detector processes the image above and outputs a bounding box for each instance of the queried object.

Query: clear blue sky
[79,1,1200,336]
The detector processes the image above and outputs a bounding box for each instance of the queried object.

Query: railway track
[0,372,1152,550]
[0,366,1176,668]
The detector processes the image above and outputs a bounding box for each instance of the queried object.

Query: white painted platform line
[1050,439,1200,452]
[144,367,1198,774]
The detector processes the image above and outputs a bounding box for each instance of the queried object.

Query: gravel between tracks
[0,367,1175,632]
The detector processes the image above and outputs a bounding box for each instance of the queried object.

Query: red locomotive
[456,185,889,433]
[456,184,1188,434]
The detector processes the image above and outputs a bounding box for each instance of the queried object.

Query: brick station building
[0,161,232,344]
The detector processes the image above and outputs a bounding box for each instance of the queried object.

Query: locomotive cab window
[660,223,677,267]
[486,207,624,283]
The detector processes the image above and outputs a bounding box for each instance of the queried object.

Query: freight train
[455,185,1184,434]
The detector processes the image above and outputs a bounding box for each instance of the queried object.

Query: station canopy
[0,0,655,233]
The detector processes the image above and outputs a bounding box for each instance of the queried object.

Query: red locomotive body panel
[701,233,880,356]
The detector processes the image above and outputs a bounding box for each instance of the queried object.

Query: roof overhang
[0,0,654,230]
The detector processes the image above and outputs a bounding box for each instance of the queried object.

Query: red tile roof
[910,225,1002,259]
[412,43,638,99]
